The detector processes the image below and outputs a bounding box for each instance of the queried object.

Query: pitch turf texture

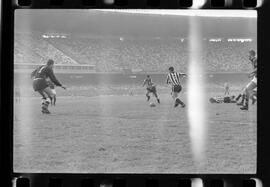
[14,91,256,173]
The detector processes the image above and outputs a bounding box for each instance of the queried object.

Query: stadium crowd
[14,33,256,73]
[14,33,78,65]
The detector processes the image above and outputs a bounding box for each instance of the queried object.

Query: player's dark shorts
[147,86,157,93]
[172,85,182,93]
[33,78,49,91]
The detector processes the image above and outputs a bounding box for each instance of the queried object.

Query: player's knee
[50,92,56,98]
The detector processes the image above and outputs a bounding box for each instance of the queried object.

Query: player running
[142,75,160,104]
[166,66,186,108]
[31,59,66,114]
[239,50,257,110]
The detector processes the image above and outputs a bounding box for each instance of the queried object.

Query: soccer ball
[149,102,156,107]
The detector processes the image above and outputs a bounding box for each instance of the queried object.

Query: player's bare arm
[180,73,187,77]
[166,75,171,85]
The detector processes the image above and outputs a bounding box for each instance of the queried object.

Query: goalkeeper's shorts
[33,78,48,91]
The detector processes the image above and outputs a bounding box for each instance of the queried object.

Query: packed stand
[14,33,256,72]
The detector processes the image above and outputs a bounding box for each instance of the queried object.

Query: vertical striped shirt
[166,72,183,86]
[249,56,257,77]
[249,56,257,69]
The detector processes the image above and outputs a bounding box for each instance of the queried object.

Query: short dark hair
[147,75,150,77]
[169,67,174,72]
[47,59,54,66]
[249,50,256,56]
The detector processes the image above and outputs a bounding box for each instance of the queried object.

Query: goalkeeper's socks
[42,108,50,114]
[41,99,50,109]
[41,100,50,114]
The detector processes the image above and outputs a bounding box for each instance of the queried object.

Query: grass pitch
[14,93,256,173]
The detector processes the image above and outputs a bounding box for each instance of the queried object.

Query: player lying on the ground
[166,66,186,108]
[142,75,160,104]
[238,50,257,110]
[47,80,56,106]
[209,95,237,103]
[31,59,66,114]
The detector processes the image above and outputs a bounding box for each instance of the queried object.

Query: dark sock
[235,94,242,101]
[177,98,185,106]
[243,95,249,108]
[240,94,245,104]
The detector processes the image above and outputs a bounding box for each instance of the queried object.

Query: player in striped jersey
[166,67,186,108]
[239,50,257,110]
[142,75,160,104]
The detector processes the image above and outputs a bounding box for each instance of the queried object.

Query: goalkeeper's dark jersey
[31,65,62,87]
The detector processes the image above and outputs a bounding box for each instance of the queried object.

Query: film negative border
[12,174,264,187]
[1,0,270,187]
[14,0,262,9]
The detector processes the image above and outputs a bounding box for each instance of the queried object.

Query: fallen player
[209,95,237,104]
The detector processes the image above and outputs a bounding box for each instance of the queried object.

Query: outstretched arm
[47,68,62,86]
[180,73,187,76]
[47,68,66,89]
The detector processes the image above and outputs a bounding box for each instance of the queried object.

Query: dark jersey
[31,65,62,87]
[143,78,154,88]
